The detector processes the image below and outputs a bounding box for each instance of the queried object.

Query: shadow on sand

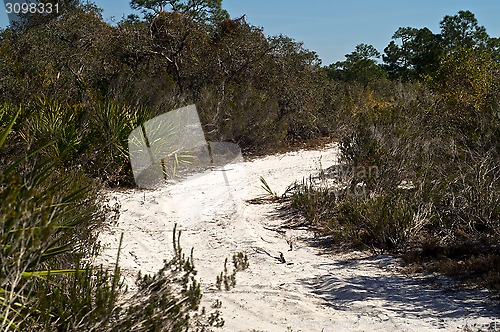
[300,255,500,323]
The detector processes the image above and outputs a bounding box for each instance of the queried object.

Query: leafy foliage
[328,44,387,87]
[131,0,229,26]
[0,108,114,330]
[381,10,500,80]
[0,2,337,165]
[1,2,500,327]
[287,12,500,287]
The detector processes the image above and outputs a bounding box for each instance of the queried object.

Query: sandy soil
[96,144,500,332]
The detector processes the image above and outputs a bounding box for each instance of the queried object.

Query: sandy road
[97,144,500,331]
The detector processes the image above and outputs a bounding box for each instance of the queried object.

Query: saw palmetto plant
[0,105,115,330]
[0,104,219,331]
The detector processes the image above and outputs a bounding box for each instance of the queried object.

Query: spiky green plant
[19,98,87,166]
[0,106,114,330]
[259,176,278,199]
[110,224,206,331]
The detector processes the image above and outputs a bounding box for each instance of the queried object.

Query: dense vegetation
[0,0,499,330]
[292,11,500,290]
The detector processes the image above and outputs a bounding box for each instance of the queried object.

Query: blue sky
[1,1,500,65]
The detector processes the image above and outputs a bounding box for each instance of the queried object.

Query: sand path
[97,144,499,331]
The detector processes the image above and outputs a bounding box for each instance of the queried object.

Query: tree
[487,37,500,62]
[0,3,120,102]
[329,44,386,87]
[439,10,489,52]
[383,27,442,80]
[383,11,497,81]
[10,0,84,30]
[429,47,499,113]
[130,0,228,26]
[345,43,380,62]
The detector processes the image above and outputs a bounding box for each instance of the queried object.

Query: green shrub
[0,110,114,330]
[114,225,215,332]
[85,101,152,186]
[29,263,123,331]
[2,112,217,330]
[5,99,153,187]
[286,71,500,289]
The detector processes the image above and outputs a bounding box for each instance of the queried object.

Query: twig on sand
[253,247,293,265]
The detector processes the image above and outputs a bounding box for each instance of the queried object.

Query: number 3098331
[5,2,59,15]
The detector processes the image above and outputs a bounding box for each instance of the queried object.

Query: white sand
[96,144,500,331]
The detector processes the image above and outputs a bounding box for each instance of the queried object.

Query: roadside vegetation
[0,0,499,330]
[289,12,500,291]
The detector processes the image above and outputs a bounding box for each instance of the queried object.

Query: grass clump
[216,252,249,291]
